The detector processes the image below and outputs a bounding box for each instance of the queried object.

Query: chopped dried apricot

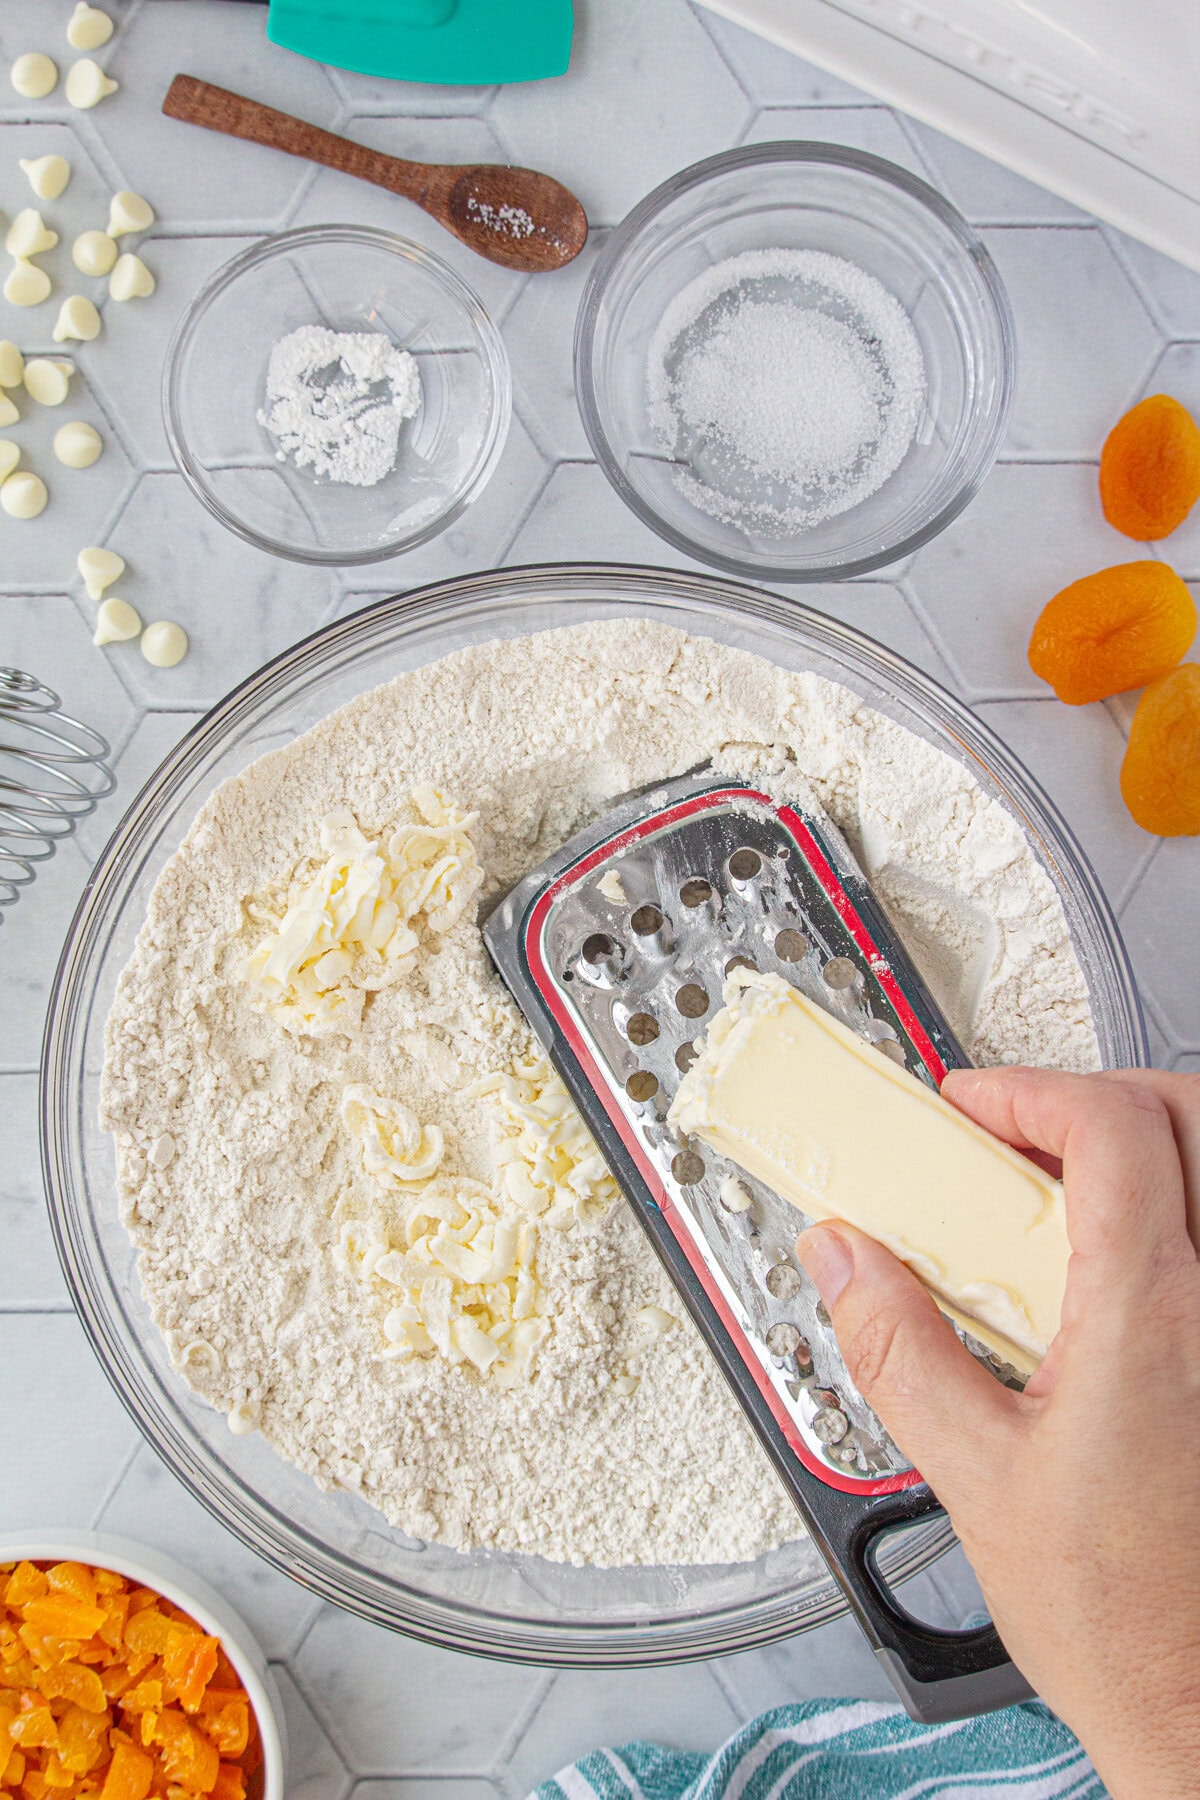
[120,1618,171,1665]
[0,1565,260,1800]
[9,1699,57,1751]
[146,1714,219,1794]
[98,1742,153,1800]
[95,1603,128,1660]
[44,1576,94,1616]
[54,1709,109,1777]
[209,1766,244,1800]
[1028,560,1196,703]
[161,1640,217,1717]
[2,1575,46,1613]
[1100,394,1200,540]
[199,1704,246,1762]
[1120,663,1200,835]
[36,1669,105,1718]
[21,1604,105,1648]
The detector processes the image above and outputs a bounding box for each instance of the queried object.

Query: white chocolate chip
[52,294,101,343]
[78,545,124,599]
[106,189,154,238]
[227,1400,256,1436]
[141,620,188,667]
[10,54,58,99]
[54,420,102,467]
[72,228,117,277]
[93,596,141,644]
[4,260,51,307]
[23,357,72,406]
[65,57,117,108]
[109,251,154,301]
[0,441,19,484]
[19,155,71,201]
[1,470,48,519]
[67,3,114,50]
[0,393,17,429]
[5,209,58,260]
[0,343,24,389]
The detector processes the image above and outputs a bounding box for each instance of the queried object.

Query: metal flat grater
[484,767,1031,1722]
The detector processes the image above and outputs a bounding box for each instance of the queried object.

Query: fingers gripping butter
[669,971,1069,1372]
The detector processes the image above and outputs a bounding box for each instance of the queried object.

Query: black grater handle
[793,1475,1034,1722]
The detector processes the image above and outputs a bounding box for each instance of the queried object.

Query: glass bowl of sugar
[165,225,511,566]
[576,144,1014,582]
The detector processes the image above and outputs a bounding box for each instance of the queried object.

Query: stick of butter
[668,973,1068,1373]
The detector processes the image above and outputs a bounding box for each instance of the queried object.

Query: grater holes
[765,1263,803,1300]
[675,1042,698,1074]
[765,1322,804,1360]
[625,1070,659,1103]
[679,877,713,907]
[626,1011,659,1046]
[813,1407,850,1446]
[822,956,858,990]
[630,903,663,935]
[875,1038,906,1065]
[675,982,709,1018]
[582,932,618,964]
[725,954,756,977]
[774,928,808,963]
[728,848,761,882]
[672,1149,705,1185]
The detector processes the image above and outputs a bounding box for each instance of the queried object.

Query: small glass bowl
[575,144,1015,582]
[164,225,511,566]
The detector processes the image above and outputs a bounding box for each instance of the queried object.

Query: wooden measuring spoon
[162,74,588,274]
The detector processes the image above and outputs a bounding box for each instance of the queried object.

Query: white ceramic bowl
[0,1531,285,1800]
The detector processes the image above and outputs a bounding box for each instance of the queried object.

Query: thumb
[795,1222,1019,1506]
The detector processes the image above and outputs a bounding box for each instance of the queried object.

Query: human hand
[794,1067,1200,1800]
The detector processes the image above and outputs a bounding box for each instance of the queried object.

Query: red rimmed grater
[484,766,1032,1723]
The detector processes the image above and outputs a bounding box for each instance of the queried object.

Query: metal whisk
[0,668,115,921]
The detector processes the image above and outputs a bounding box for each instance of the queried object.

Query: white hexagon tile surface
[2,2,1198,1795]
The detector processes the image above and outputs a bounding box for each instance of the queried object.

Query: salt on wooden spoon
[162,74,588,275]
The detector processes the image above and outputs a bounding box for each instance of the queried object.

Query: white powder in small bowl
[258,324,422,488]
[647,249,925,535]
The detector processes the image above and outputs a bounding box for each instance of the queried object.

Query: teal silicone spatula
[265,0,574,85]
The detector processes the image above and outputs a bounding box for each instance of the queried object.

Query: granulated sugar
[101,621,1098,1569]
[648,250,925,534]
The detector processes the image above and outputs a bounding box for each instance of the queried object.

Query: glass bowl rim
[162,222,514,568]
[40,560,1145,1666]
[574,141,1018,583]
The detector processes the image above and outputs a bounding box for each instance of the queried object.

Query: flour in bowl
[101,621,1099,1568]
[258,324,422,487]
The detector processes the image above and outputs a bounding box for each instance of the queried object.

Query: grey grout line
[0,1301,76,1315]
[1113,836,1162,915]
[708,1657,751,1724]
[88,1433,146,1531]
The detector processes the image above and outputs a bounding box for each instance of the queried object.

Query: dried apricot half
[1100,394,1200,540]
[1120,663,1200,835]
[1028,560,1196,704]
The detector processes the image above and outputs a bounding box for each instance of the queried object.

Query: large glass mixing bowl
[42,565,1146,1665]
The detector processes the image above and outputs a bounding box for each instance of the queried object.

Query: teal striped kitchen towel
[531,1700,1107,1800]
